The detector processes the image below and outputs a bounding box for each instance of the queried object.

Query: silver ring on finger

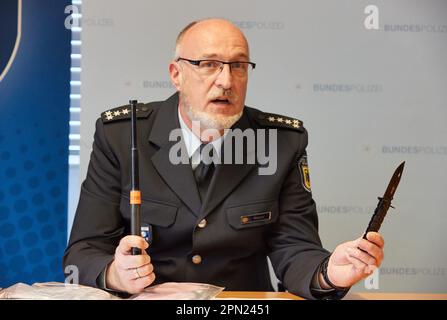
[134,267,141,279]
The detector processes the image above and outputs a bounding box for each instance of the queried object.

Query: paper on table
[130,282,224,300]
[0,282,224,300]
[0,282,121,300]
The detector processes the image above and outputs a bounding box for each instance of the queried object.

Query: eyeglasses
[176,57,256,78]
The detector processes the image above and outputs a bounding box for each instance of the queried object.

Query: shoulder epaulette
[254,111,304,132]
[101,103,152,123]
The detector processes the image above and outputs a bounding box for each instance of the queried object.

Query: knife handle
[363,197,391,239]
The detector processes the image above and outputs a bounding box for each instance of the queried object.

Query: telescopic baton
[130,100,141,255]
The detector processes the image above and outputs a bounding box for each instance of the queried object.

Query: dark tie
[193,144,215,202]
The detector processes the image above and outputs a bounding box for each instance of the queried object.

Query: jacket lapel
[148,93,202,217]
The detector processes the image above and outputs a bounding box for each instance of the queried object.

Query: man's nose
[214,64,233,90]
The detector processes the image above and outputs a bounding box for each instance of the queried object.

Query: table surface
[217,291,304,300]
[217,291,447,300]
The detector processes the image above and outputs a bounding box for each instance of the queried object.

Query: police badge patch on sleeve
[298,155,312,192]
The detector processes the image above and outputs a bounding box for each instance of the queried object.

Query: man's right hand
[106,235,156,294]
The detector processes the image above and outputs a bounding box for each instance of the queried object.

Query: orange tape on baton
[130,190,141,205]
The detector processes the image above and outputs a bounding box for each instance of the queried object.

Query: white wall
[75,0,447,293]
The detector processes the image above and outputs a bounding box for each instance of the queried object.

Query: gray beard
[182,94,243,131]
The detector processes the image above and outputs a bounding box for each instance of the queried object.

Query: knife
[363,161,405,239]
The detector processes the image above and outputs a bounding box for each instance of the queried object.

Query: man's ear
[169,61,182,91]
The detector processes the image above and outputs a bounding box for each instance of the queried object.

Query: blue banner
[0,0,70,287]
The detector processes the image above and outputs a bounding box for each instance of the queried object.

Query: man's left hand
[323,232,385,289]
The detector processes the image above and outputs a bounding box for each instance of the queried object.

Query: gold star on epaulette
[101,104,152,123]
[256,112,303,132]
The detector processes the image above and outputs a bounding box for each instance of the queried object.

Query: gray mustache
[209,91,235,101]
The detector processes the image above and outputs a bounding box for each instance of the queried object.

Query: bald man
[64,19,384,300]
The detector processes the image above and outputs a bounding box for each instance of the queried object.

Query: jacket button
[192,255,202,265]
[198,219,207,228]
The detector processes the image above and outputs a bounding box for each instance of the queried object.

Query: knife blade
[363,161,405,239]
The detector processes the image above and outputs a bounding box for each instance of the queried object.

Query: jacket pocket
[226,200,278,230]
[141,201,178,227]
[120,195,178,227]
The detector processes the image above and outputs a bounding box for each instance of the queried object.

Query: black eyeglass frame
[176,57,256,72]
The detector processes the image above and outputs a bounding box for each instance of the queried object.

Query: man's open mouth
[211,98,231,105]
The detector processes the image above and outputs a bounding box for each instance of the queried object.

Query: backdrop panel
[0,0,70,287]
[78,0,447,293]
